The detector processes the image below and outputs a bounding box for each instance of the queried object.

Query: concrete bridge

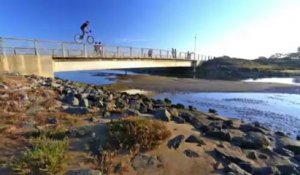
[0,37,214,77]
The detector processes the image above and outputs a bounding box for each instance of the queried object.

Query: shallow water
[243,77,300,85]
[55,70,136,85]
[156,92,300,137]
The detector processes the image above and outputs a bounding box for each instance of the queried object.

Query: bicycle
[74,30,94,44]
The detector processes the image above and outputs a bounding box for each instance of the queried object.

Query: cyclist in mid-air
[80,21,90,39]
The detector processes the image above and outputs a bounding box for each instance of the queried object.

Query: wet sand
[106,74,299,94]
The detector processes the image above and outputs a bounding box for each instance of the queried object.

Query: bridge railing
[0,37,215,61]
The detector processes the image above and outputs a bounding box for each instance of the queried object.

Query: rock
[164,98,172,104]
[89,117,98,122]
[67,169,102,175]
[184,149,199,158]
[124,108,141,117]
[224,163,251,175]
[64,106,88,114]
[246,151,258,160]
[80,98,89,108]
[297,134,300,141]
[277,165,300,175]
[175,103,185,109]
[208,108,217,114]
[275,131,286,137]
[172,116,185,124]
[258,153,268,160]
[273,147,295,157]
[0,83,8,89]
[205,130,232,142]
[238,162,253,173]
[232,132,270,149]
[167,135,185,149]
[215,148,250,166]
[132,154,162,170]
[239,124,267,134]
[278,137,300,155]
[169,108,179,117]
[253,166,280,175]
[180,112,194,123]
[185,134,205,146]
[154,109,171,122]
[46,117,58,124]
[188,105,197,111]
[65,94,80,106]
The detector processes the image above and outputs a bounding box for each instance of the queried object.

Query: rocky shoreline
[0,73,300,175]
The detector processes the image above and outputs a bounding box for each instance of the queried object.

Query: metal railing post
[0,37,5,56]
[159,49,162,58]
[102,46,105,57]
[62,43,66,57]
[130,47,133,57]
[141,48,144,58]
[34,40,39,56]
[84,44,87,57]
[116,46,120,58]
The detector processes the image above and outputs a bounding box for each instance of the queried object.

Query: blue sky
[1,0,300,58]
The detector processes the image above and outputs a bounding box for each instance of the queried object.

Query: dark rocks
[132,154,162,170]
[275,131,286,137]
[253,166,280,175]
[273,147,295,157]
[154,109,171,122]
[175,103,185,109]
[185,134,205,146]
[278,137,300,155]
[47,117,58,124]
[246,151,258,160]
[208,108,217,114]
[224,163,251,175]
[297,134,300,141]
[215,148,250,166]
[172,116,185,124]
[239,124,267,134]
[277,165,300,175]
[180,112,194,123]
[184,149,199,158]
[64,106,88,114]
[167,135,185,149]
[205,130,232,142]
[232,132,270,149]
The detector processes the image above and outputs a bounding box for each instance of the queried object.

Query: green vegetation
[11,137,69,175]
[26,127,68,140]
[108,117,171,152]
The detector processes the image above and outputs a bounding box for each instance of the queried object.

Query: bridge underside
[0,55,195,77]
[53,57,193,72]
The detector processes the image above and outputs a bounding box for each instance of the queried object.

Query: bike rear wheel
[74,34,83,43]
[87,36,95,44]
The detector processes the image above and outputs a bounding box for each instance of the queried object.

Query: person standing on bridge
[80,21,90,39]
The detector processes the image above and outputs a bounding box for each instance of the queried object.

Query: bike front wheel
[74,34,83,43]
[87,36,95,44]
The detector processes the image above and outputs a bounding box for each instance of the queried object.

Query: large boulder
[224,163,251,175]
[232,132,270,149]
[167,135,185,149]
[154,109,171,122]
[205,130,232,142]
[278,137,300,155]
[185,134,206,146]
[184,149,199,158]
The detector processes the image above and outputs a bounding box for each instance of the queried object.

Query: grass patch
[108,117,171,152]
[26,127,68,140]
[11,136,69,175]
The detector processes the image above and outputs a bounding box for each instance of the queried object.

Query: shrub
[108,117,171,152]
[11,136,69,175]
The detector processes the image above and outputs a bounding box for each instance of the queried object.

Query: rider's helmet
[86,20,90,24]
